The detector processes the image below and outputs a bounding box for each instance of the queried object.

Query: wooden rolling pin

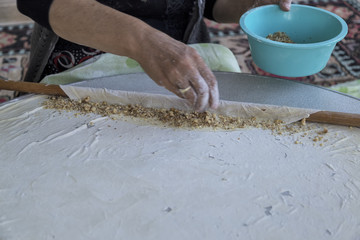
[1,79,359,127]
[0,79,67,97]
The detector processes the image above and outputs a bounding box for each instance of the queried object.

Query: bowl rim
[239,4,348,49]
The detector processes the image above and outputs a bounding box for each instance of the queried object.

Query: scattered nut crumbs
[313,136,323,142]
[266,32,294,43]
[43,96,288,131]
[301,118,306,126]
[42,96,329,144]
[318,128,328,134]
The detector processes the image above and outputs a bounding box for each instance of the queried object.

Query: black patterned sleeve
[17,0,54,30]
[204,0,216,20]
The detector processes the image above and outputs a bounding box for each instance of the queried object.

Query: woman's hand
[49,0,219,112]
[213,0,292,23]
[254,0,292,11]
[133,30,219,112]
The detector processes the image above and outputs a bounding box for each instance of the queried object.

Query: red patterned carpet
[0,0,359,102]
[0,23,32,103]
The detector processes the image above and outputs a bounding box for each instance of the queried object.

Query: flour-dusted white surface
[0,95,360,240]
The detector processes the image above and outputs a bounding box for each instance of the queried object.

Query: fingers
[159,50,219,112]
[174,80,197,107]
[188,74,210,112]
[160,69,218,112]
[198,66,219,110]
[152,73,199,110]
[255,0,292,11]
[279,0,291,11]
[189,50,219,111]
[137,34,219,112]
[178,65,219,112]
[170,72,209,112]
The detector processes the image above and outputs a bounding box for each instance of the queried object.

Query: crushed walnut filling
[42,96,329,146]
[266,32,295,43]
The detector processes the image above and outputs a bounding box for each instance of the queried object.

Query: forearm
[212,0,255,23]
[49,0,152,60]
[39,0,219,111]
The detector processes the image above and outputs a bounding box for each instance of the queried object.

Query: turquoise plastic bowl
[239,4,348,77]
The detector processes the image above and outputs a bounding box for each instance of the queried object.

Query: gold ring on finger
[179,86,191,94]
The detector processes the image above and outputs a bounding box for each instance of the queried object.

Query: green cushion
[329,79,360,99]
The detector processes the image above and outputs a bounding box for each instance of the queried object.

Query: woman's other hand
[254,0,292,11]
[213,0,292,23]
